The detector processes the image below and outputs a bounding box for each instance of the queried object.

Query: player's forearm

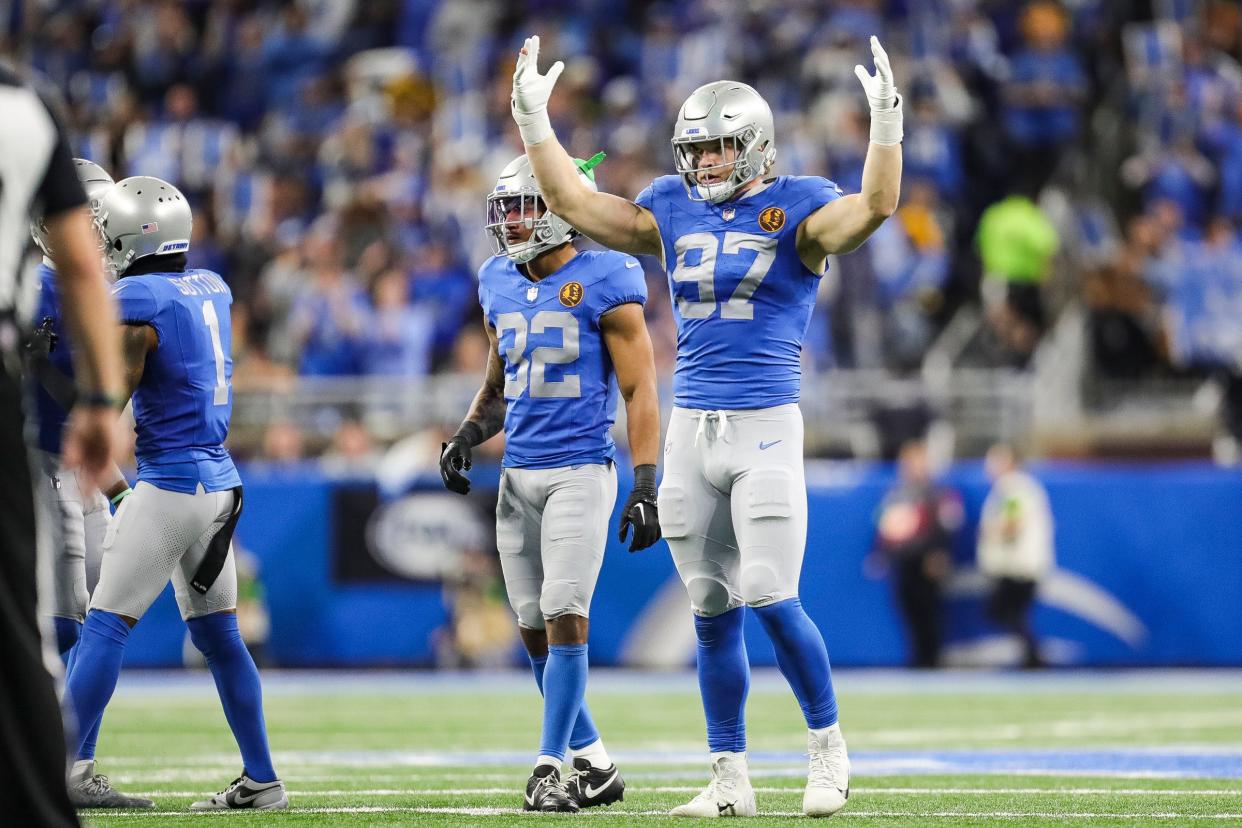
[45,209,123,400]
[622,379,660,468]
[525,136,591,218]
[101,463,130,502]
[460,384,507,445]
[860,141,901,220]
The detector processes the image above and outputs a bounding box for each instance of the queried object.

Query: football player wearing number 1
[513,34,903,817]
[64,177,286,811]
[439,153,661,812]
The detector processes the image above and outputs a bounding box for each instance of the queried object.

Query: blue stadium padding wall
[122,462,1242,668]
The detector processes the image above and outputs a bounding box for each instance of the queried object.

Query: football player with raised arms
[439,153,661,812]
[511,34,903,817]
[63,177,287,811]
[25,158,149,809]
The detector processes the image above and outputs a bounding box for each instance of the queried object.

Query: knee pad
[539,579,585,621]
[686,575,734,617]
[740,562,786,607]
[513,599,545,630]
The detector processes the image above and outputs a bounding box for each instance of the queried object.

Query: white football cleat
[670,754,756,817]
[803,724,850,817]
[191,774,288,810]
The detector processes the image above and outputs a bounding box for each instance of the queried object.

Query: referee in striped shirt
[0,65,122,824]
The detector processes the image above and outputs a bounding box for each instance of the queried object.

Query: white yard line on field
[128,786,1242,798]
[86,806,1242,819]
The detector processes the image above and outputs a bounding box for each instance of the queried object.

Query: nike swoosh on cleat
[584,770,619,799]
[230,789,263,807]
[525,791,537,807]
[759,440,782,450]
[718,801,735,815]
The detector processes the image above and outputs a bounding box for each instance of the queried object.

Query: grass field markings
[852,709,1242,745]
[123,786,1242,797]
[82,807,1242,819]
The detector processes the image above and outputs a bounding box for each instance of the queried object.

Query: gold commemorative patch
[559,281,584,308]
[758,206,786,232]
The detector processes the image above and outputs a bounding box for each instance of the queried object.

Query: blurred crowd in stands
[11,0,1242,459]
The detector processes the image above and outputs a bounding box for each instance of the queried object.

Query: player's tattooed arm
[118,323,157,402]
[512,35,663,260]
[441,320,506,495]
[460,322,508,444]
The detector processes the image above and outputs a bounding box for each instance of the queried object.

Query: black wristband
[79,390,120,409]
[633,463,657,494]
[454,421,485,448]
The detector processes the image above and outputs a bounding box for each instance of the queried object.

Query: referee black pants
[0,359,78,825]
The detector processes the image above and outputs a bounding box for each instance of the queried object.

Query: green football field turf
[79,670,1242,827]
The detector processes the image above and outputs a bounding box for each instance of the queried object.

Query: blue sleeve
[634,183,655,212]
[593,255,648,324]
[112,278,159,325]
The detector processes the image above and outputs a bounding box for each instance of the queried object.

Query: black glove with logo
[618,464,661,552]
[25,316,58,361]
[440,422,484,495]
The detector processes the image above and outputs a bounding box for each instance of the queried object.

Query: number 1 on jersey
[201,300,229,405]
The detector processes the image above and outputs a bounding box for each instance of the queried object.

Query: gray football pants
[90,481,237,621]
[658,404,808,617]
[495,463,617,629]
[30,448,109,622]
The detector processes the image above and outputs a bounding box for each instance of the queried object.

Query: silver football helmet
[485,154,601,264]
[672,81,776,203]
[31,158,114,257]
[96,176,192,278]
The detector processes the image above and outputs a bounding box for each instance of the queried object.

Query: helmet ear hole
[113,238,122,250]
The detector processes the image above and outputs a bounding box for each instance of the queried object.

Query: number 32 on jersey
[495,310,580,400]
[671,231,778,320]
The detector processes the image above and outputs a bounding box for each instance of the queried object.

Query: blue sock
[187,613,277,782]
[54,616,81,658]
[65,610,130,760]
[694,607,749,753]
[538,644,589,762]
[528,653,602,751]
[752,598,838,729]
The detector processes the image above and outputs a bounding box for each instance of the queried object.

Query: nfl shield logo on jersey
[526,286,538,303]
[722,207,735,222]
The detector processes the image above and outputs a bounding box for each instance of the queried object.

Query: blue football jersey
[112,269,241,493]
[477,249,647,469]
[28,263,76,455]
[635,174,842,409]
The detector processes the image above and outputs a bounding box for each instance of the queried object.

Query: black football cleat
[524,765,579,813]
[565,757,625,808]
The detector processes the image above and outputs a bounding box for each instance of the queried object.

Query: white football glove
[511,35,564,145]
[853,35,903,146]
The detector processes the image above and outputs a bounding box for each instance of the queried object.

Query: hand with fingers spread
[511,35,564,145]
[854,35,903,146]
[618,464,661,553]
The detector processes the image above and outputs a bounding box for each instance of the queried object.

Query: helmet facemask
[484,190,576,264]
[673,125,771,204]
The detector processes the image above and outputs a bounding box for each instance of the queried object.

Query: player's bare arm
[440,318,507,495]
[119,323,157,400]
[512,36,663,260]
[797,35,903,266]
[601,301,662,552]
[44,207,123,482]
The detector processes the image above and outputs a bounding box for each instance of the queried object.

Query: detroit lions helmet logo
[758,206,786,232]
[559,281,584,308]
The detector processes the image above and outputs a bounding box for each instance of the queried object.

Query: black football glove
[25,316,58,360]
[439,422,483,495]
[618,464,661,552]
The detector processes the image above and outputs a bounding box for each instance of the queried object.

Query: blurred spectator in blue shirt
[365,269,435,378]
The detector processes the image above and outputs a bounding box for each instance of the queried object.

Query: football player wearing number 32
[439,153,661,812]
[512,34,903,818]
